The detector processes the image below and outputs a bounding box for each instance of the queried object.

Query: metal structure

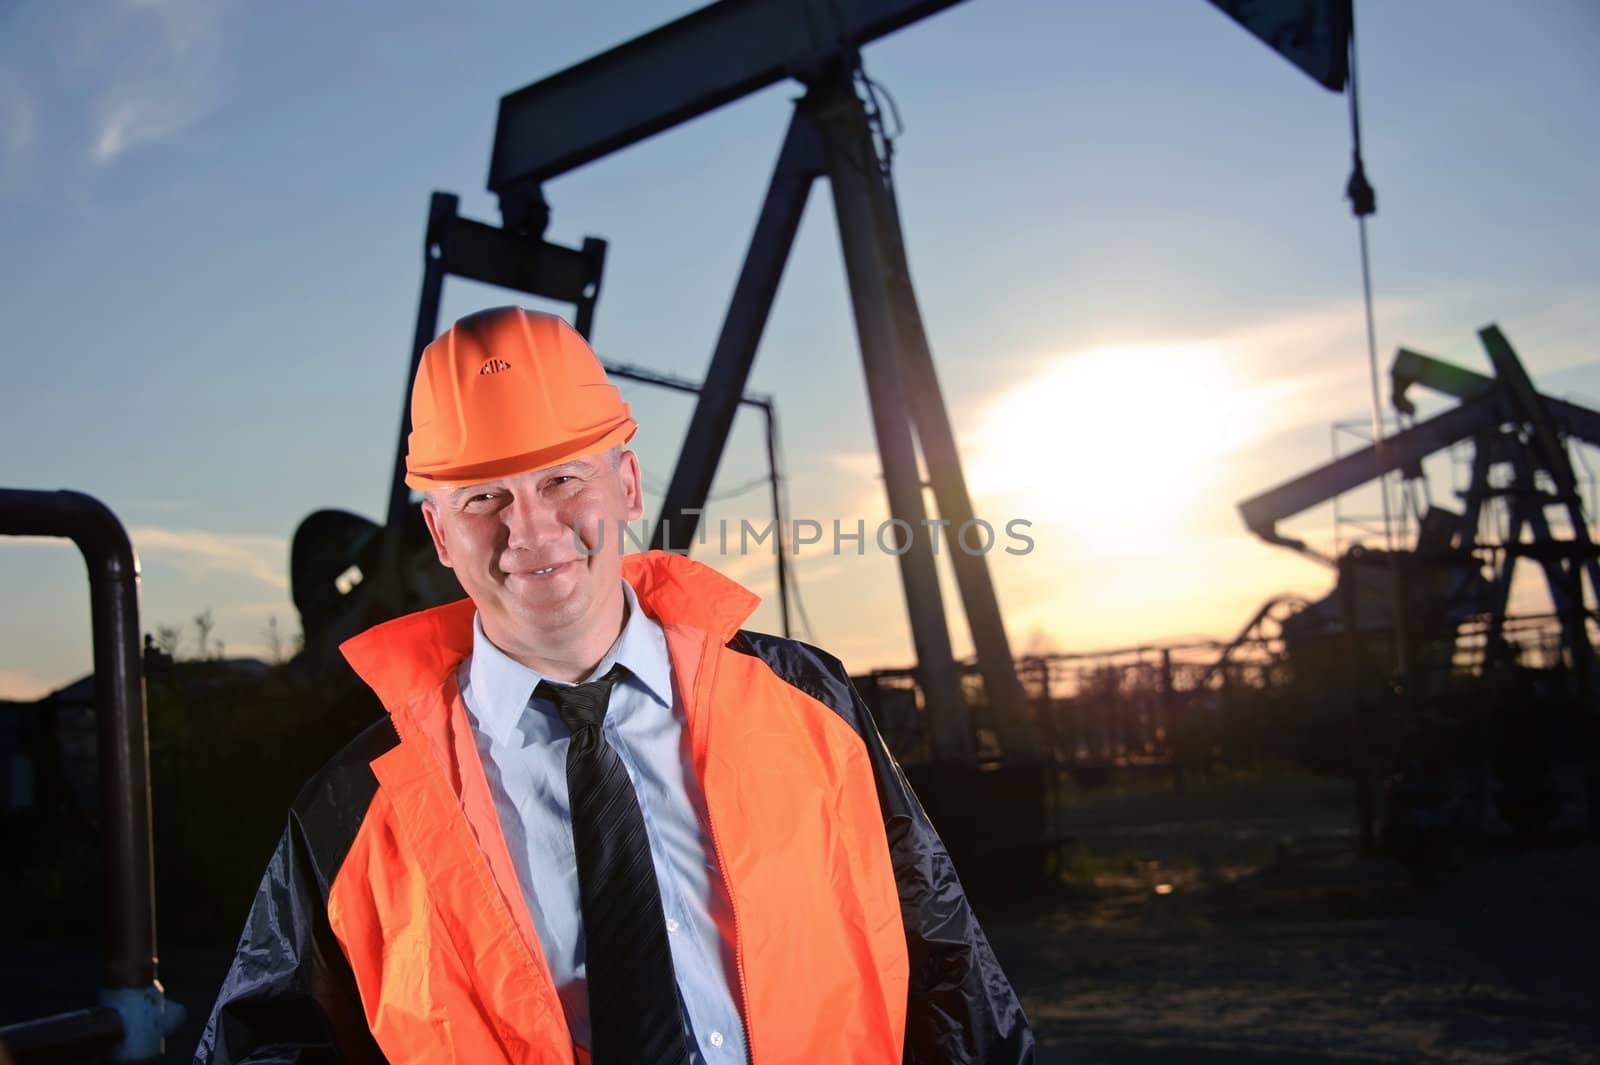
[1239,325,1600,677]
[0,489,183,1064]
[600,358,794,639]
[1238,327,1600,847]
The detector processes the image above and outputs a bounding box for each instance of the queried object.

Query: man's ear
[620,450,645,522]
[421,497,454,569]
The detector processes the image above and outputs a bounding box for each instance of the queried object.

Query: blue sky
[2,0,1597,698]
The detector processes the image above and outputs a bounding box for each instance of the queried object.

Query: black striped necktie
[537,664,693,1065]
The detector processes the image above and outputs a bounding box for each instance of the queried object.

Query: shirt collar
[600,578,675,709]
[465,578,673,747]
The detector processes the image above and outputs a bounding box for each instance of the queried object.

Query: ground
[4,773,1597,1063]
[982,774,1600,1064]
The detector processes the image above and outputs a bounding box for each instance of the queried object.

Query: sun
[965,342,1260,554]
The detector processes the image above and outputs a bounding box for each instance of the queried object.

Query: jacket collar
[340,550,761,715]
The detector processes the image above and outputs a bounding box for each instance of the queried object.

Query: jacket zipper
[695,649,755,1065]
[704,786,753,1064]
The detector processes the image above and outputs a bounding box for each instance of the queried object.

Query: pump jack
[290,0,1365,876]
[1238,325,1600,847]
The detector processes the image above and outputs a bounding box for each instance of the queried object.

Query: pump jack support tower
[388,0,1038,765]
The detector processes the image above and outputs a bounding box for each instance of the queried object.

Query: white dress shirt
[458,579,749,1063]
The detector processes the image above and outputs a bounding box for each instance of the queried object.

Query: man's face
[421,449,643,660]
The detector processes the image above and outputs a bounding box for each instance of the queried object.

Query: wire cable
[1344,2,1410,681]
[855,65,903,177]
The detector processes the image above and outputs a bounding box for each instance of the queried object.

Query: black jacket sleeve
[729,633,1037,1065]
[193,809,385,1065]
[195,722,395,1065]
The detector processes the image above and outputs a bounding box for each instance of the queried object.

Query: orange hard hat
[403,307,636,490]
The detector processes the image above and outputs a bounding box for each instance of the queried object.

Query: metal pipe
[1,489,185,1063]
[0,1006,124,1062]
[0,489,156,992]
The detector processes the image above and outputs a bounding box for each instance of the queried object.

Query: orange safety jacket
[197,552,1034,1064]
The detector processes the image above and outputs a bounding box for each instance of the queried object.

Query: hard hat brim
[404,418,637,492]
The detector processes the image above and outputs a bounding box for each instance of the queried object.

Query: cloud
[79,0,240,165]
[1207,283,1600,439]
[1206,298,1412,433]
[130,526,288,590]
[92,97,188,164]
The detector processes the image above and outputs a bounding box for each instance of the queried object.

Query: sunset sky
[3,0,1597,699]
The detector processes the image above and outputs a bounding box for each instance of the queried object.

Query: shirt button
[709,1031,724,1048]
[665,918,679,933]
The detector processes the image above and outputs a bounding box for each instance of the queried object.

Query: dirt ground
[981,774,1600,1064]
[6,774,1597,1063]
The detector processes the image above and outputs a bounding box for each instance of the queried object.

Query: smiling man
[196,307,1034,1065]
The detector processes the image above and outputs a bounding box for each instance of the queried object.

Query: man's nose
[503,493,564,551]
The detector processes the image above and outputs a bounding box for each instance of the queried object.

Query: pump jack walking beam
[487,0,972,196]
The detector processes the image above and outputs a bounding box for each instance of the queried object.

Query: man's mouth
[512,560,572,577]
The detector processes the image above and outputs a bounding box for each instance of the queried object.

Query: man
[197,307,1035,1064]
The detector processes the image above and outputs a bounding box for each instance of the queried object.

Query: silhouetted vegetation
[2,611,378,946]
